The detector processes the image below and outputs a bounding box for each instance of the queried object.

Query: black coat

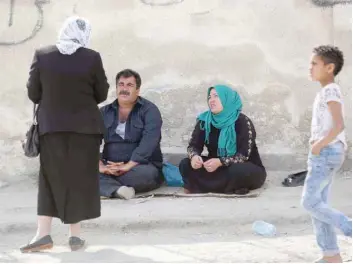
[187,113,265,168]
[27,45,110,135]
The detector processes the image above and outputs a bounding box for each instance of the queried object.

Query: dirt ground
[0,171,351,263]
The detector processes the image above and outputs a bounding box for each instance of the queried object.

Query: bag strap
[33,104,38,125]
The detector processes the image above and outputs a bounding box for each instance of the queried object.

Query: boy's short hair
[313,45,344,76]
[115,69,142,89]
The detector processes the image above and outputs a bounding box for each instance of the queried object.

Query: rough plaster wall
[0,0,351,182]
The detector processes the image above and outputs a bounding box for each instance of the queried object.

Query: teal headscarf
[198,85,242,157]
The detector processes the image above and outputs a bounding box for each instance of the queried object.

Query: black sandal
[69,236,85,251]
[20,235,53,253]
[234,188,250,195]
[282,170,307,187]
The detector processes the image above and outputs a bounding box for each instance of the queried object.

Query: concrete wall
[0,0,351,183]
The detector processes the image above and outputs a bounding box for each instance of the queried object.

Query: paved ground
[0,171,351,263]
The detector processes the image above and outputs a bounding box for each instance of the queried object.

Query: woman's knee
[227,163,266,188]
[252,170,267,189]
[179,158,191,176]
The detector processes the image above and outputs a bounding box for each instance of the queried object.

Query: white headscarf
[56,16,92,55]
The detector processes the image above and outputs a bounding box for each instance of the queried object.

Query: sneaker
[114,186,135,200]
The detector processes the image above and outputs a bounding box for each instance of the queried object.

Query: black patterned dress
[179,113,266,194]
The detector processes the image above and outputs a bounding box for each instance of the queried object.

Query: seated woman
[179,85,266,194]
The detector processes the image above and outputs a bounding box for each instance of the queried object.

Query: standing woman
[21,16,109,252]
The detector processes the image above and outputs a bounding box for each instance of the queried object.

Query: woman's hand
[191,155,203,169]
[203,158,222,173]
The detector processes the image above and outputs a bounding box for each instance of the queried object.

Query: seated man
[99,69,164,199]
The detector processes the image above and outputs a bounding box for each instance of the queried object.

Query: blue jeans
[99,164,162,197]
[301,142,352,256]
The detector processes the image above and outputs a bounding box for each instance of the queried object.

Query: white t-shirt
[115,121,126,139]
[310,83,346,149]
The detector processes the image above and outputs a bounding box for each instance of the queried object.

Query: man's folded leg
[99,173,123,198]
[118,164,162,193]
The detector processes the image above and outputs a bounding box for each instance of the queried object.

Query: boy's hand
[311,141,323,155]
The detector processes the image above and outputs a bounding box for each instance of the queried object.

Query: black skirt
[179,157,266,194]
[38,132,101,224]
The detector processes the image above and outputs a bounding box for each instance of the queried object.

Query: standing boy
[301,45,352,263]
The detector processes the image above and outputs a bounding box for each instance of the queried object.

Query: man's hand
[203,158,222,173]
[106,161,124,170]
[107,161,138,176]
[99,160,123,176]
[191,155,203,170]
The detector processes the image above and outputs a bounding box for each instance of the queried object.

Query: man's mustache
[119,90,130,96]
